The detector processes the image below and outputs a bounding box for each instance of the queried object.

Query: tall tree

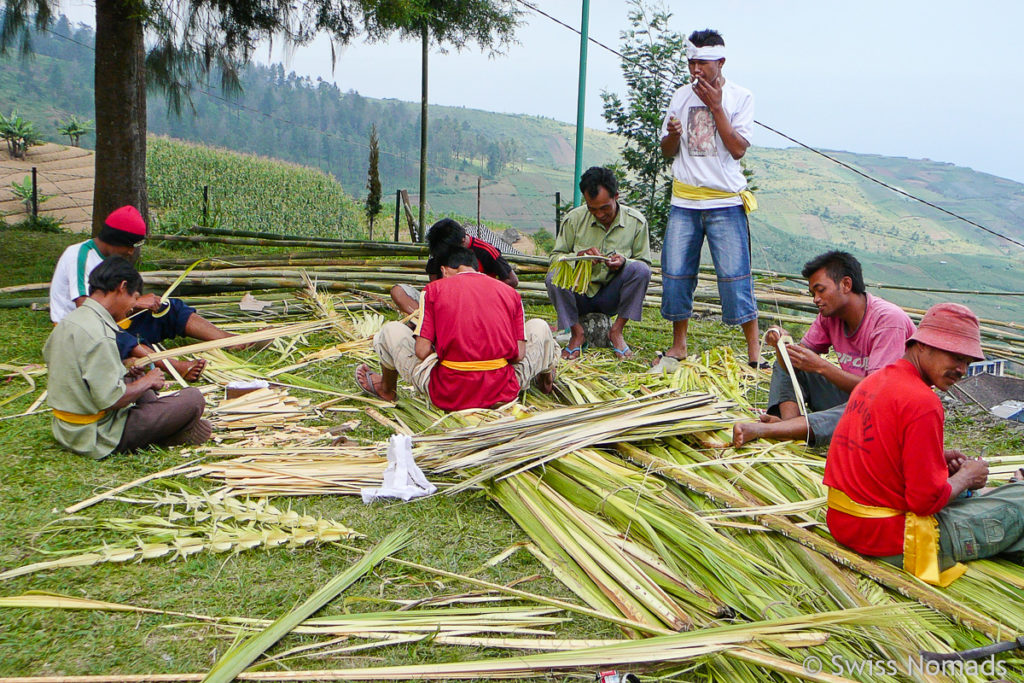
[365,123,382,238]
[0,0,510,235]
[364,0,520,239]
[600,0,688,246]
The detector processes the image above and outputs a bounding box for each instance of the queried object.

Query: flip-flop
[748,360,771,370]
[613,344,633,360]
[561,346,583,360]
[657,349,685,362]
[355,363,384,399]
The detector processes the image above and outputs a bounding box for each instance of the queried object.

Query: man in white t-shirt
[50,205,238,381]
[658,29,761,367]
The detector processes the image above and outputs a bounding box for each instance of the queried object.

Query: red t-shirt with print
[823,359,951,557]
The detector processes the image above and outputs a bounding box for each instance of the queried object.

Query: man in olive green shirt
[546,166,652,359]
[43,257,211,460]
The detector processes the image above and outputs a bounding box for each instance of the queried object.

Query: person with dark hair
[390,218,518,316]
[658,28,762,367]
[43,257,211,460]
[359,247,558,411]
[546,166,652,359]
[825,303,1024,586]
[733,251,915,447]
[49,205,240,382]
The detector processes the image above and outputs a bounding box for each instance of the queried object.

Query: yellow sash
[672,179,758,214]
[827,488,966,587]
[53,408,107,425]
[117,318,133,330]
[440,358,509,371]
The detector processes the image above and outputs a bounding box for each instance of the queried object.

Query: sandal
[613,344,633,360]
[561,342,588,360]
[355,363,384,398]
[748,360,771,370]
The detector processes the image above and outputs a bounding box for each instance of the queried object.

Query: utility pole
[418,23,429,241]
[572,0,591,207]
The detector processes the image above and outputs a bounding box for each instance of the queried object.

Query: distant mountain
[3,18,1022,319]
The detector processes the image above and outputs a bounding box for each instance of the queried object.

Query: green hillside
[3,17,1022,319]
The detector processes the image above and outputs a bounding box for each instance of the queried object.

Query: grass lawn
[1,224,1020,679]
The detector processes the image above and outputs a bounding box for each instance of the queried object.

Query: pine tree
[365,124,382,239]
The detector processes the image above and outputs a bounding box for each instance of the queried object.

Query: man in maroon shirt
[358,247,557,411]
[824,303,1024,586]
[390,218,518,316]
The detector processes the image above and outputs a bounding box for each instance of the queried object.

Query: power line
[15,18,482,180]
[15,7,1024,251]
[513,0,1024,252]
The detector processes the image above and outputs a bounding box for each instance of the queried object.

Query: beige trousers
[373,319,559,398]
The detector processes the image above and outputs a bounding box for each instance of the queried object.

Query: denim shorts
[116,298,197,358]
[660,204,757,325]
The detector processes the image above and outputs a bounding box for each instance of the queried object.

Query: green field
[147,137,366,239]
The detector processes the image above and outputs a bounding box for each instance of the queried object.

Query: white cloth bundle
[361,434,437,503]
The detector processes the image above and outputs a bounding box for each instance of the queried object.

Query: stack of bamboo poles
[4,235,1021,361]
[193,445,392,496]
[208,386,315,431]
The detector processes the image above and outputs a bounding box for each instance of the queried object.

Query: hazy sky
[64,0,1024,183]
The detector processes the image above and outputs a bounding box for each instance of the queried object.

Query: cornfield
[146,137,364,238]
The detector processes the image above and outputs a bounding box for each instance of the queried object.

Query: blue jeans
[661,205,757,325]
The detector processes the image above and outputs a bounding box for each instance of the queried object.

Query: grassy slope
[0,226,743,677]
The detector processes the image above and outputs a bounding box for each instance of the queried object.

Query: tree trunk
[418,23,428,242]
[92,0,148,236]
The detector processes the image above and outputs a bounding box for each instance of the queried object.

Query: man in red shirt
[357,247,557,411]
[824,303,1024,586]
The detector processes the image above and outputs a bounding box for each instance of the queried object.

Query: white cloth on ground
[361,434,437,503]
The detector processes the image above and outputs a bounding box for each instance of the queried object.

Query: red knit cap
[100,205,147,246]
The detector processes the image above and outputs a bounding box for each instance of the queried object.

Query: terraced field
[0,143,94,233]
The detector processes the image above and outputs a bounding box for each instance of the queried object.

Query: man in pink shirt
[733,251,915,447]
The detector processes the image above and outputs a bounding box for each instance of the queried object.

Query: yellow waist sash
[440,358,508,371]
[53,408,108,425]
[827,488,966,587]
[672,179,758,214]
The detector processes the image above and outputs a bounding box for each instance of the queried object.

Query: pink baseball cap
[909,302,984,361]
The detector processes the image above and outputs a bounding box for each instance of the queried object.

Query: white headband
[685,41,726,61]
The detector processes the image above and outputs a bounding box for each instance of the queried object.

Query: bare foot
[167,358,206,382]
[733,420,769,447]
[534,368,556,394]
[355,363,396,401]
[658,344,686,364]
